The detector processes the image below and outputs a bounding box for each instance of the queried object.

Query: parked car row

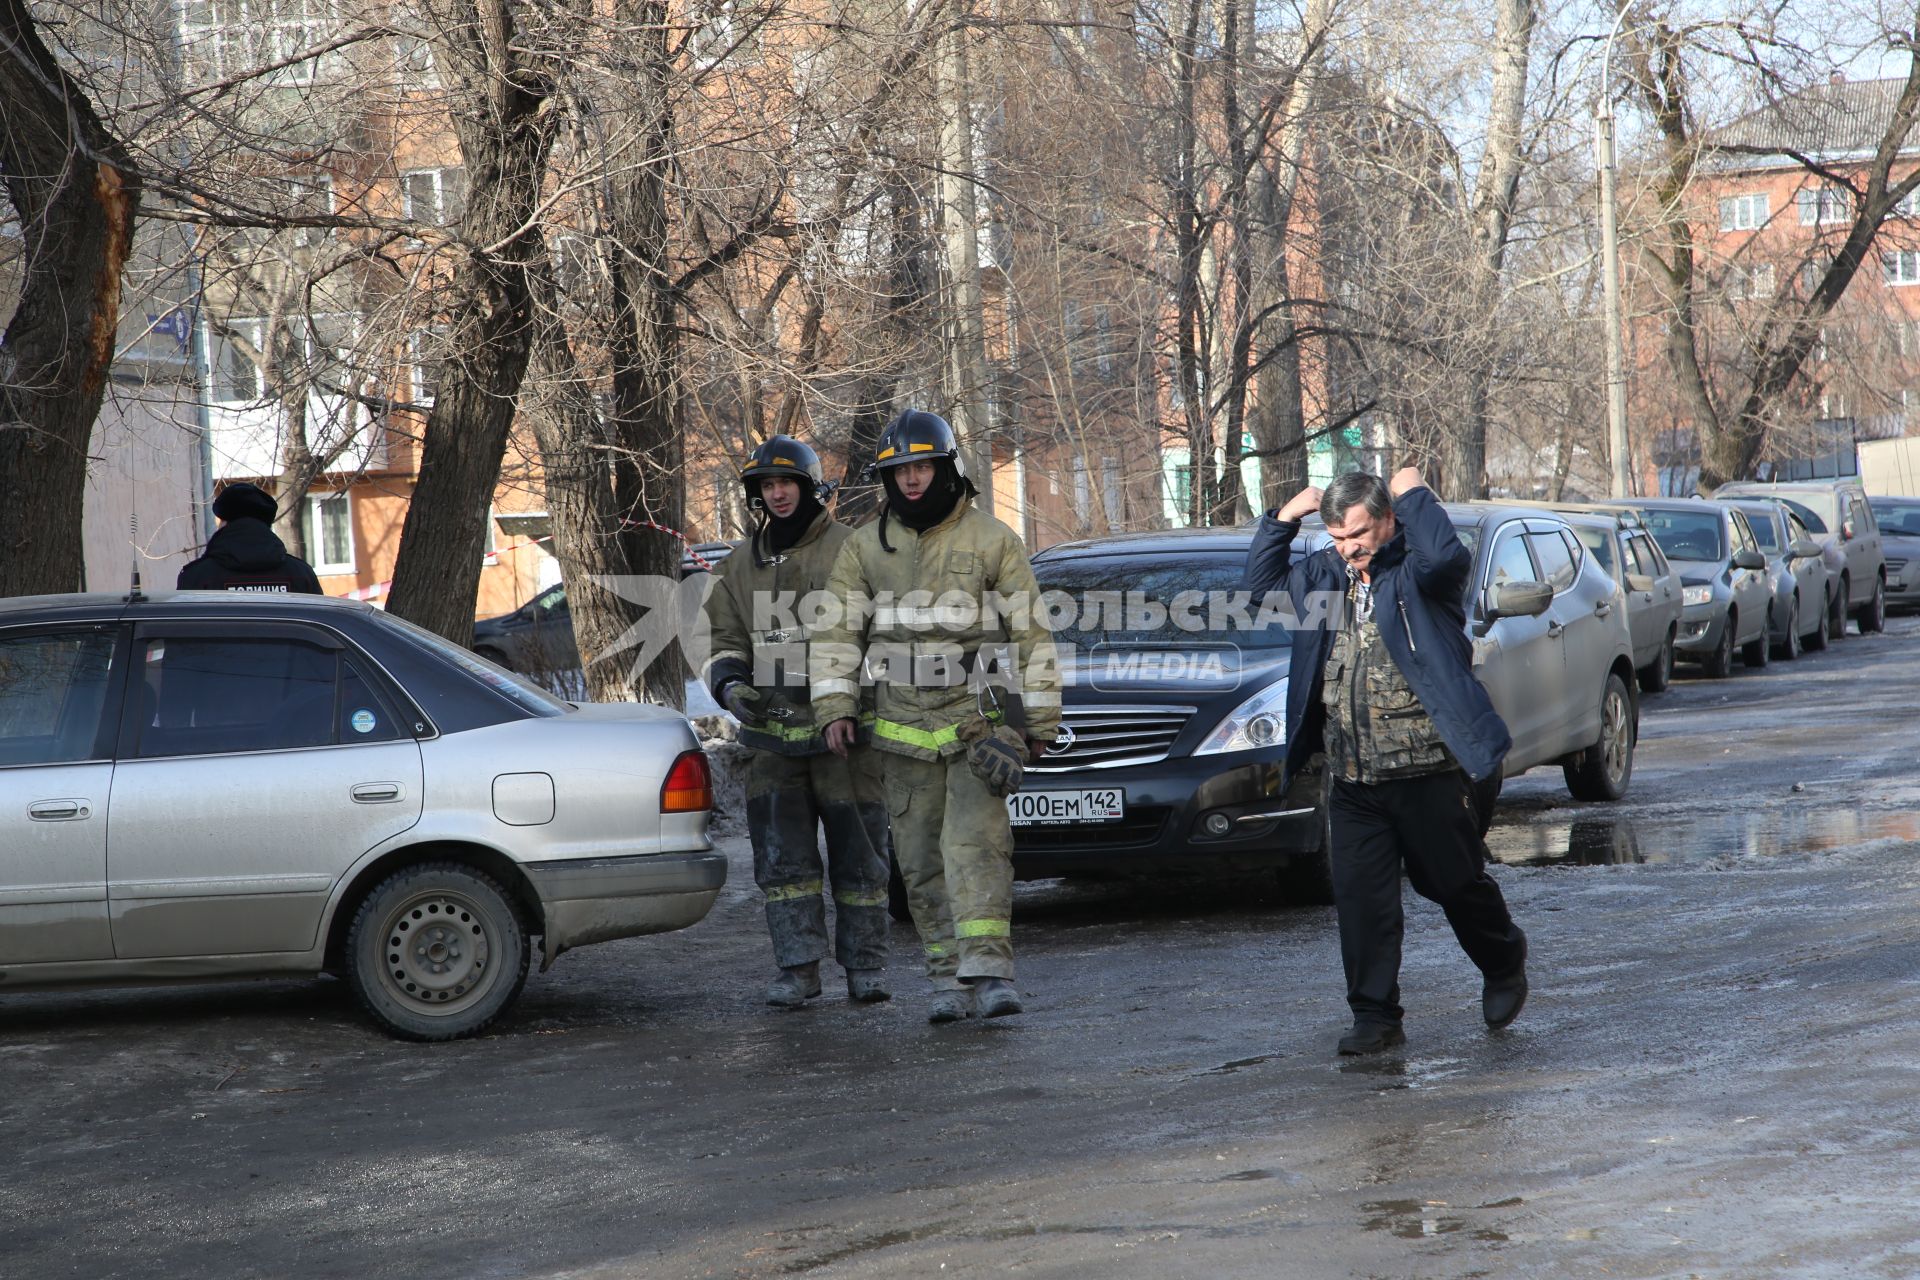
[974,478,1896,913]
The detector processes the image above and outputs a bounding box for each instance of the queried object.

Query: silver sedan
[0,592,725,1040]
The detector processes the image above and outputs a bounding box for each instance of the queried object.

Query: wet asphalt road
[6,619,1920,1279]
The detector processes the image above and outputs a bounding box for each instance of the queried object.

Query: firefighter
[811,410,1060,1023]
[702,436,892,1008]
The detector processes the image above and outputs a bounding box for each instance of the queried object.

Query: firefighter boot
[927,985,975,1024]
[845,969,891,1003]
[971,977,1024,1018]
[765,962,822,1008]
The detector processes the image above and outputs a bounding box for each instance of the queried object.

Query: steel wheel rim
[378,890,497,1016]
[1602,687,1630,783]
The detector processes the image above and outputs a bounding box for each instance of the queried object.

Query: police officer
[702,437,893,1008]
[177,482,324,593]
[811,410,1060,1023]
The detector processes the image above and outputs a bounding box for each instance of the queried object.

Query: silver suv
[1714,480,1886,635]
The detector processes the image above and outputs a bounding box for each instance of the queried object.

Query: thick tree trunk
[385,0,556,643]
[605,0,687,708]
[0,0,140,597]
[525,278,642,704]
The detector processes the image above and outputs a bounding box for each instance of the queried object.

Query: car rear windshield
[1640,510,1725,561]
[1034,552,1291,649]
[1569,526,1615,576]
[1869,499,1920,536]
[1770,494,1836,532]
[1740,510,1782,552]
[375,611,571,716]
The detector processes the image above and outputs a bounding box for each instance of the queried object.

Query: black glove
[967,731,1026,798]
[720,681,766,725]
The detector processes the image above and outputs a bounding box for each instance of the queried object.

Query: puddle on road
[1487,808,1920,868]
[1360,1199,1510,1242]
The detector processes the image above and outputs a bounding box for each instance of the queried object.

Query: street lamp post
[1597,5,1634,498]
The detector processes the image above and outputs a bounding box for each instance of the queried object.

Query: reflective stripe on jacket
[810,500,1061,761]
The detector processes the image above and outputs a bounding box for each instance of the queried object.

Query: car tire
[1281,772,1338,906]
[1857,577,1887,634]
[1701,612,1736,678]
[1638,628,1675,693]
[1830,578,1849,639]
[886,850,912,923]
[1742,610,1771,669]
[347,862,530,1042]
[1804,594,1831,651]
[1563,671,1635,802]
[1774,597,1802,660]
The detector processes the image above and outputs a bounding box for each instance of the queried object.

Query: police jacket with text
[176,519,324,594]
[1244,485,1510,787]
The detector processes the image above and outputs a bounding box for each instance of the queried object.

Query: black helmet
[873,409,967,478]
[741,435,829,506]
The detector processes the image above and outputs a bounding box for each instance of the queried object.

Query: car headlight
[1194,677,1288,755]
[1682,585,1713,606]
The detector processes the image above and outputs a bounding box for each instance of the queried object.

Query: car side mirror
[1789,538,1822,560]
[1487,580,1553,621]
[1625,572,1655,593]
[1731,549,1766,571]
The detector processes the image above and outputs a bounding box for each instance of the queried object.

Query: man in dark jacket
[177,483,324,594]
[1247,467,1528,1056]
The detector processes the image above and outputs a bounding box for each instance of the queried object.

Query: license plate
[1007,789,1125,826]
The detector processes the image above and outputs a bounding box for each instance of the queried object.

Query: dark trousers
[1327,769,1525,1026]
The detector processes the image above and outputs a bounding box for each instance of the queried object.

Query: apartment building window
[1094,305,1115,377]
[691,0,760,65]
[302,493,355,574]
[401,167,467,226]
[177,0,334,84]
[278,173,334,246]
[1718,192,1767,232]
[1728,263,1775,299]
[409,329,445,406]
[1797,184,1852,226]
[1886,250,1920,286]
[395,32,437,87]
[213,318,268,403]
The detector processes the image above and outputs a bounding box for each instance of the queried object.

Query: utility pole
[1597,3,1633,498]
[935,4,995,513]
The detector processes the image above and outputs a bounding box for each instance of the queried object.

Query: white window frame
[303,492,355,575]
[176,0,334,86]
[1797,185,1852,227]
[1728,262,1775,299]
[1718,192,1767,232]
[1886,249,1920,287]
[400,167,465,227]
[408,328,445,408]
[395,31,438,87]
[212,317,268,404]
[281,173,334,247]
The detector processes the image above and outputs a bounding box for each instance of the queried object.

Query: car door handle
[28,799,90,821]
[1546,621,1565,638]
[352,783,403,803]
[1593,601,1612,617]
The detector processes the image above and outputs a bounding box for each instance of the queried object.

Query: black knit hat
[212,482,278,523]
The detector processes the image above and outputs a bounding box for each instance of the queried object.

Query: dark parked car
[993,506,1637,902]
[1867,496,1920,611]
[1717,498,1833,657]
[1543,504,1684,692]
[1715,480,1885,635]
[1605,499,1772,677]
[469,542,735,683]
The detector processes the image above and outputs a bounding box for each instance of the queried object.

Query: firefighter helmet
[873,409,966,478]
[740,435,829,506]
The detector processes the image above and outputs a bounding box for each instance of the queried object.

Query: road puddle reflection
[1359,1199,1510,1242]
[1488,809,1920,867]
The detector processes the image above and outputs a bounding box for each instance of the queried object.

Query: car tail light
[661,749,713,813]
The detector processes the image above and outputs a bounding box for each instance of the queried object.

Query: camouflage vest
[1321,576,1454,784]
